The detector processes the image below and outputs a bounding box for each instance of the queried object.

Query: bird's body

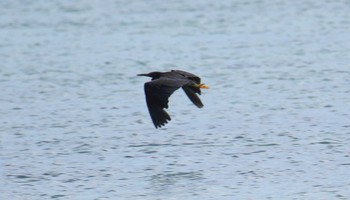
[138,70,209,128]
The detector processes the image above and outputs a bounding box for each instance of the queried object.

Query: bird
[138,70,209,128]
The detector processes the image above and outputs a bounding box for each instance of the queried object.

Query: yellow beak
[199,83,209,89]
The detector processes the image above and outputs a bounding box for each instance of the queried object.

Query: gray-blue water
[1,1,350,199]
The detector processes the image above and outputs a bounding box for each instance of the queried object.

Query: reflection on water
[1,0,350,199]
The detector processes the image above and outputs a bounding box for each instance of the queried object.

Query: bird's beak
[199,83,209,89]
[137,73,148,76]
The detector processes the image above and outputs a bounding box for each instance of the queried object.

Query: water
[1,0,350,199]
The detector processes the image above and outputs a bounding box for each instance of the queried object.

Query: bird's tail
[137,73,149,76]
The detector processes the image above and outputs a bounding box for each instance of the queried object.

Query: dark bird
[138,70,209,128]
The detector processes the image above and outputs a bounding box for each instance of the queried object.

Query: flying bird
[138,70,209,128]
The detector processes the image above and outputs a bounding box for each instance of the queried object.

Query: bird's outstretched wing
[144,77,190,128]
[182,85,204,108]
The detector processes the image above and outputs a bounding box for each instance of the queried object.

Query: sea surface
[1,0,350,199]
